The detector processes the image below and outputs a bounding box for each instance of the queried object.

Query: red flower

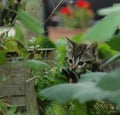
[75,0,91,9]
[60,7,72,15]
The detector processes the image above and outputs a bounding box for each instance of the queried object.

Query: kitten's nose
[71,65,77,70]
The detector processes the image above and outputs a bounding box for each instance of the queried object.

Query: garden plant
[1,1,120,115]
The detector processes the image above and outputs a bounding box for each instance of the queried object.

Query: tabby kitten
[63,38,99,82]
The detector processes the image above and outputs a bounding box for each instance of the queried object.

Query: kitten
[62,38,100,82]
[64,38,118,114]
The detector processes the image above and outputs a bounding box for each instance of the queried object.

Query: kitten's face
[66,38,98,74]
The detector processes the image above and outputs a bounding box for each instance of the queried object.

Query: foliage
[45,100,87,115]
[0,1,54,115]
[40,3,120,115]
[35,35,56,48]
[40,68,120,104]
[17,9,44,34]
[55,38,67,65]
[83,4,120,42]
[25,59,51,71]
[0,101,24,115]
[98,43,117,59]
[0,1,61,114]
[40,69,120,114]
[1,1,120,115]
[0,0,45,64]
[107,33,120,51]
[26,60,67,115]
[65,100,87,115]
[0,45,7,65]
[0,36,28,59]
[45,102,66,115]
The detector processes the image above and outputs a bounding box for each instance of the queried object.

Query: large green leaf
[98,68,120,91]
[79,72,107,83]
[40,83,77,103]
[40,81,108,103]
[83,11,120,42]
[107,34,120,51]
[40,70,120,108]
[25,59,50,71]
[17,10,44,34]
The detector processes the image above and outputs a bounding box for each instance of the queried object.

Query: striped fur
[66,38,98,74]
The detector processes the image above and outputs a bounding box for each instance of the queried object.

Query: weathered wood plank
[25,79,39,115]
[0,60,29,85]
[0,49,55,114]
[0,84,25,96]
[0,74,25,84]
[0,60,27,73]
[0,96,25,106]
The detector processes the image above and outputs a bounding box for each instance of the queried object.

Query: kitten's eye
[78,61,84,66]
[69,59,72,63]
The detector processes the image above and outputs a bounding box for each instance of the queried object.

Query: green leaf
[98,43,116,59]
[40,71,120,109]
[17,10,44,34]
[5,40,18,52]
[25,59,50,71]
[14,22,24,39]
[98,4,120,16]
[107,34,120,51]
[40,84,77,103]
[98,68,120,91]
[40,82,108,103]
[72,82,109,103]
[5,39,28,58]
[0,45,7,65]
[15,39,28,58]
[46,102,66,115]
[108,92,120,109]
[79,72,107,83]
[70,100,87,115]
[35,35,55,48]
[72,34,83,43]
[83,11,120,42]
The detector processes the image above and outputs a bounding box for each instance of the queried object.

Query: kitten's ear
[66,37,74,49]
[88,42,98,55]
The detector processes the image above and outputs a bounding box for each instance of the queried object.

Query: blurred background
[1,0,120,38]
[1,0,120,53]
[43,0,120,34]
